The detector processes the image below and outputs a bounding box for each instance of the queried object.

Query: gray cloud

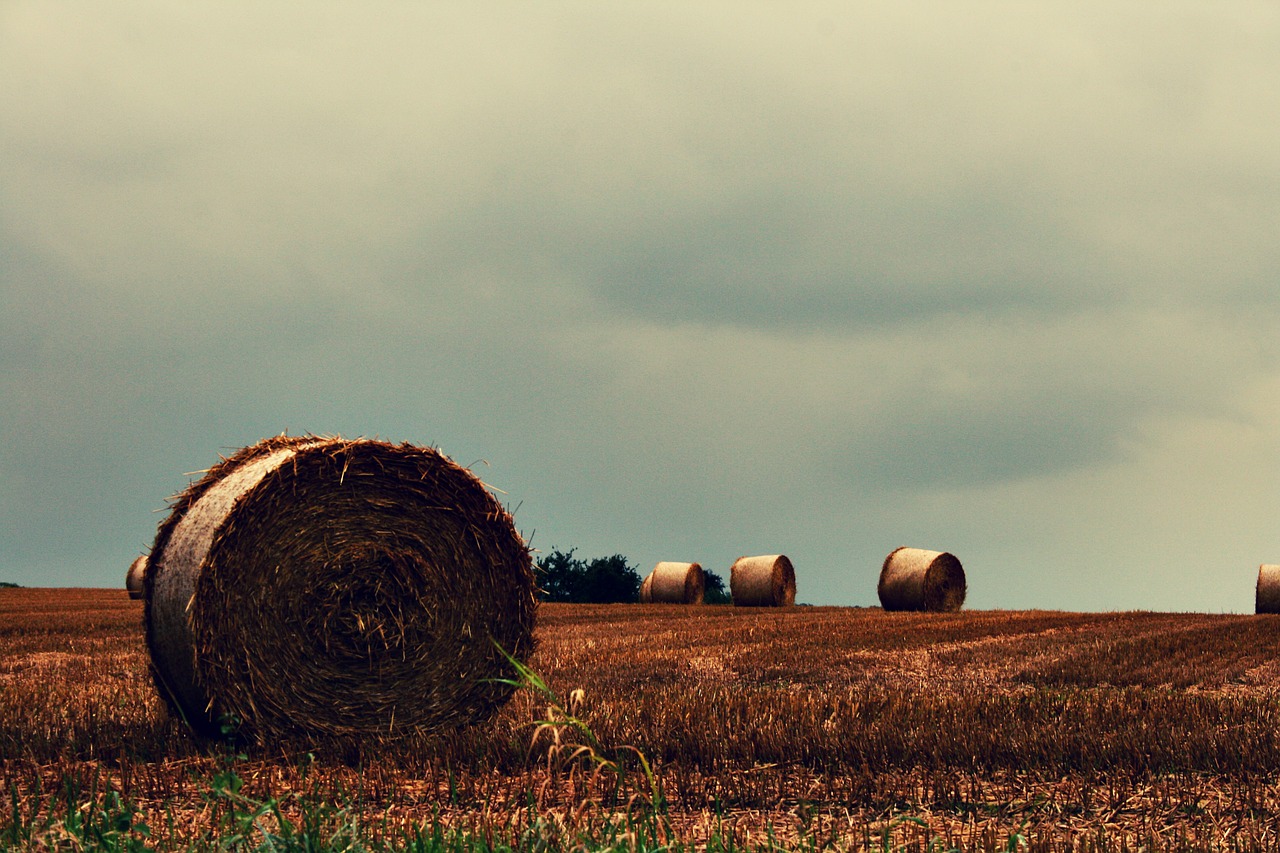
[2,3,1278,609]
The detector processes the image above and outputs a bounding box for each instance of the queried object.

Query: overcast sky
[2,3,1277,611]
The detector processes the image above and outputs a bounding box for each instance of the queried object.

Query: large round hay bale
[878,547,966,612]
[143,435,535,742]
[125,555,148,600]
[1256,564,1280,614]
[640,561,705,604]
[730,554,796,607]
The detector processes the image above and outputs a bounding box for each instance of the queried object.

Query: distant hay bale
[125,555,148,600]
[1256,565,1280,614]
[730,555,796,607]
[640,561,705,604]
[143,435,535,743]
[878,547,966,612]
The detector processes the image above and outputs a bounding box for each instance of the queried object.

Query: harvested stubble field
[5,588,1280,850]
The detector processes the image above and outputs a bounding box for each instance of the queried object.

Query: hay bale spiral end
[878,546,966,612]
[1256,564,1280,614]
[125,555,148,600]
[142,435,536,743]
[730,554,796,607]
[639,561,706,604]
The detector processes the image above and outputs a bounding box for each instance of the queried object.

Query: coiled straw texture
[639,562,705,604]
[730,554,796,607]
[143,435,535,743]
[878,547,967,612]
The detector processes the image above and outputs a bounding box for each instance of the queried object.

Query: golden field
[4,588,1280,850]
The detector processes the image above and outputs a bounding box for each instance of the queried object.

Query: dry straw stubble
[878,547,967,612]
[730,554,796,607]
[143,434,536,743]
[639,561,706,604]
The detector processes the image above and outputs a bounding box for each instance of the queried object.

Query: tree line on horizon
[534,549,729,604]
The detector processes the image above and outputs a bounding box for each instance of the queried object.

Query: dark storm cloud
[513,185,1096,330]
